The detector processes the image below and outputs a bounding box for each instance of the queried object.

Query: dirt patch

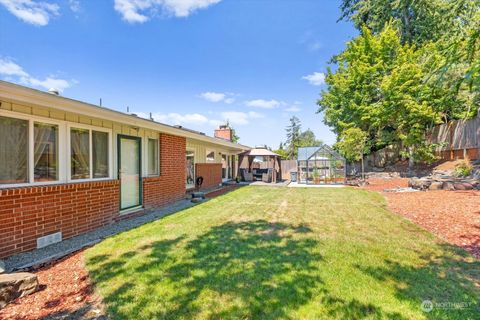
[364,178,480,259]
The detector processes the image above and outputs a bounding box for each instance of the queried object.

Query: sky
[0,0,356,148]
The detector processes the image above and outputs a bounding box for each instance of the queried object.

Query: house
[0,81,249,259]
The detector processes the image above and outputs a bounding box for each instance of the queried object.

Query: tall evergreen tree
[285,116,302,159]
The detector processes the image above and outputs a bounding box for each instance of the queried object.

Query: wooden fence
[429,116,480,160]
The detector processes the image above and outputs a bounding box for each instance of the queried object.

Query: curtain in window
[92,131,109,178]
[0,116,28,183]
[148,139,158,175]
[34,123,58,181]
[71,128,90,179]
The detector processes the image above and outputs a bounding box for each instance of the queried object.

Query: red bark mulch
[0,249,105,320]
[364,178,480,259]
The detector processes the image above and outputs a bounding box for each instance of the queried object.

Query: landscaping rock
[0,272,38,309]
[0,261,5,274]
[442,182,455,191]
[454,183,474,190]
[428,181,444,191]
[408,178,431,190]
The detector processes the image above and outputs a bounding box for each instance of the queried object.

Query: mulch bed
[0,249,105,320]
[365,178,480,259]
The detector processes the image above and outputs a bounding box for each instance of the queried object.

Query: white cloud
[224,97,235,104]
[69,0,80,13]
[302,72,325,86]
[285,105,301,112]
[220,111,264,126]
[114,0,222,23]
[0,0,59,26]
[143,112,209,126]
[199,91,225,102]
[0,58,72,92]
[199,91,235,104]
[245,99,281,109]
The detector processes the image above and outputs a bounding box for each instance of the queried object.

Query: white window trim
[67,123,113,182]
[146,137,160,177]
[0,110,113,189]
[206,149,216,162]
[186,148,195,189]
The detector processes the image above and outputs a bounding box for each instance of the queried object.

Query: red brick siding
[195,163,222,190]
[143,133,186,208]
[214,128,232,141]
[0,180,119,259]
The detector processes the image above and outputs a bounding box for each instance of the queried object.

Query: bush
[454,158,473,177]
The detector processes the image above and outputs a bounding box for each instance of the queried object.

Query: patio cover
[238,147,282,182]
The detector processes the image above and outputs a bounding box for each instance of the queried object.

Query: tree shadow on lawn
[88,220,408,319]
[356,244,480,319]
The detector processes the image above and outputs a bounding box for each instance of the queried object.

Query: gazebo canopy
[241,147,281,158]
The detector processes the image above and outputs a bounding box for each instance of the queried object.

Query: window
[34,122,58,182]
[206,150,215,162]
[93,131,109,178]
[0,112,112,187]
[70,127,110,180]
[147,138,159,175]
[0,116,28,184]
[71,128,90,179]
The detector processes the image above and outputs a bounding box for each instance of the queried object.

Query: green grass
[85,187,480,319]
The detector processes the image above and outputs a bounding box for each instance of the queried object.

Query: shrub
[454,158,473,177]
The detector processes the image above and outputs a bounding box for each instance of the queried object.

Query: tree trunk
[408,146,414,175]
[361,155,365,181]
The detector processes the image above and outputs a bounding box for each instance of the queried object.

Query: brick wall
[143,133,186,208]
[195,163,222,190]
[0,180,119,259]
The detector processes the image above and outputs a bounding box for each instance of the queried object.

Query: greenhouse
[297,145,346,185]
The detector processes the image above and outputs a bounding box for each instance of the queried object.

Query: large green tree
[339,0,477,45]
[318,24,453,161]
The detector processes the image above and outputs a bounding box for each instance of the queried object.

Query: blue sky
[0,0,356,148]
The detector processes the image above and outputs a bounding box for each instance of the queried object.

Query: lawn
[85,187,479,319]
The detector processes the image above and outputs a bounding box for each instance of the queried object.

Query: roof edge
[0,81,250,151]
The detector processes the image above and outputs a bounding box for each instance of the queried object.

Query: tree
[285,116,302,159]
[339,0,477,45]
[225,120,240,143]
[318,24,455,164]
[336,128,368,179]
[273,142,288,159]
[298,129,322,147]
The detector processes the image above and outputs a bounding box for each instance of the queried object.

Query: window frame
[146,137,160,176]
[206,149,216,162]
[186,148,196,189]
[0,110,65,188]
[0,110,113,189]
[67,123,113,183]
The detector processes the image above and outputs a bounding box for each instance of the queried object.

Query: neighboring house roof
[297,145,345,161]
[0,81,250,152]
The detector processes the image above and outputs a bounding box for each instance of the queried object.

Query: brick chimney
[214,125,232,141]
